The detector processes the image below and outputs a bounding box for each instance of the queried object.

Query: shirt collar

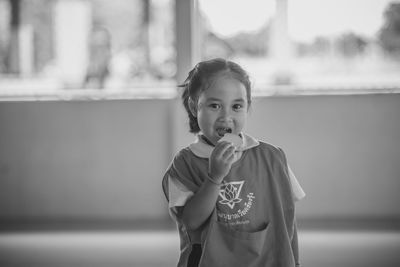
[189,132,260,158]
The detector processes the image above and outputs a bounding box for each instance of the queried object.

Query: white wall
[245,95,400,220]
[0,94,399,224]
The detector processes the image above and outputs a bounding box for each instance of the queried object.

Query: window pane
[199,0,276,90]
[0,0,176,96]
[200,0,400,93]
[288,0,400,88]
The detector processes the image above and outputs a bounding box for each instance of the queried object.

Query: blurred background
[0,0,399,266]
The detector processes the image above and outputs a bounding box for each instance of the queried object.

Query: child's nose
[218,107,233,121]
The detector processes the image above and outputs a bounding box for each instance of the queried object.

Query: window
[1,0,399,100]
[0,0,176,99]
[199,0,400,94]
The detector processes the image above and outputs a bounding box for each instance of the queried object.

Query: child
[162,58,305,267]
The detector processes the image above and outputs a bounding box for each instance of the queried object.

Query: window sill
[253,83,400,97]
[0,83,399,102]
[0,87,178,102]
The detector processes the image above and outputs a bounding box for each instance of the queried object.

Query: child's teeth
[216,127,232,137]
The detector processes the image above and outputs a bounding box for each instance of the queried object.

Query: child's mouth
[216,127,232,137]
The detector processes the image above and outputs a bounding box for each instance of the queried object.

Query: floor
[0,229,399,267]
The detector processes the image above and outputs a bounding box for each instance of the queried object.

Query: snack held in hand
[219,133,243,149]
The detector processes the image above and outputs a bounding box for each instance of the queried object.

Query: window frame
[0,0,399,102]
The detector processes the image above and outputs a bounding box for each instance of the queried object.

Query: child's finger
[219,143,235,159]
[226,151,236,163]
[221,145,235,159]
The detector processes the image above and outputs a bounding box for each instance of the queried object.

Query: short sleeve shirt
[164,133,305,232]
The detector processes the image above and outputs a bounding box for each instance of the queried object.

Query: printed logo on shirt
[217,190,256,225]
[218,181,244,209]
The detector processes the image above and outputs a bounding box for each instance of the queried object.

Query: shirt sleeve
[167,175,194,208]
[287,164,306,202]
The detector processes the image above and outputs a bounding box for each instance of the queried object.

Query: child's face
[195,77,249,146]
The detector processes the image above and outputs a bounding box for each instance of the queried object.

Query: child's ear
[188,97,197,117]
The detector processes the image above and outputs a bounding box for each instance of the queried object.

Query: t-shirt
[162,133,305,267]
[165,133,305,230]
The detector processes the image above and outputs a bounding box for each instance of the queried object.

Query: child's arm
[181,141,235,230]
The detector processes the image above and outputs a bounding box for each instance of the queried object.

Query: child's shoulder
[253,139,284,154]
[169,146,198,166]
[247,140,289,168]
[164,147,192,176]
[247,138,288,162]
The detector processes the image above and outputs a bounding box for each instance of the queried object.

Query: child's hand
[208,141,236,183]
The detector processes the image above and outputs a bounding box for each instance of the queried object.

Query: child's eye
[233,104,243,110]
[209,103,220,109]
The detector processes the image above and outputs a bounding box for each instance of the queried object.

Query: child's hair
[180,58,252,133]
